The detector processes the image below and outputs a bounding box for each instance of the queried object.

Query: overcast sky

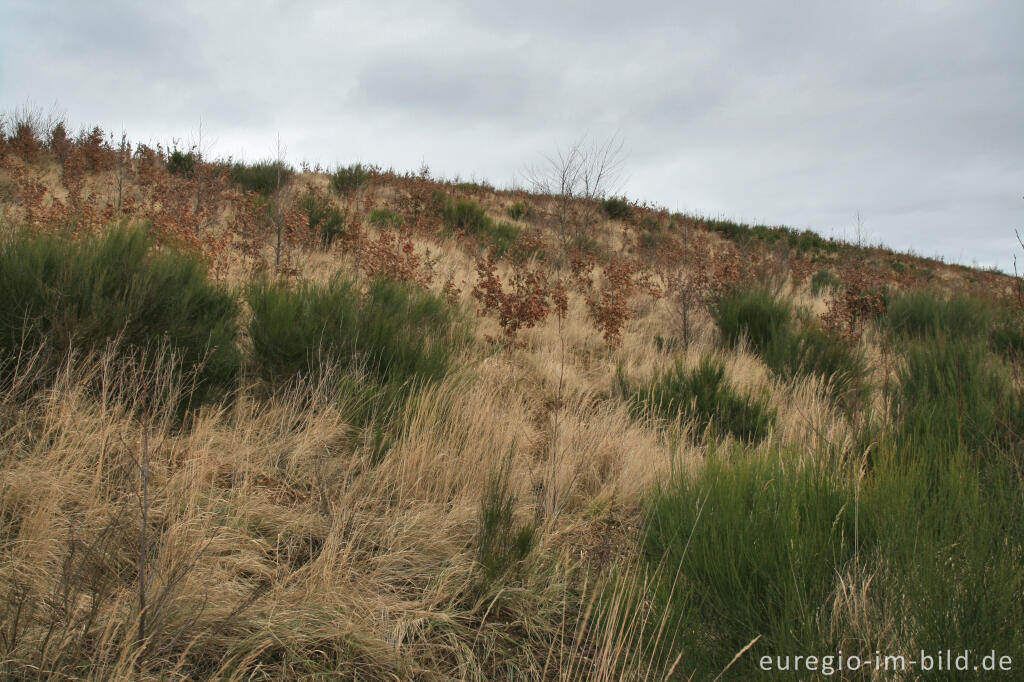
[2,0,1022,271]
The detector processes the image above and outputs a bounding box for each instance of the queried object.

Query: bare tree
[529,134,626,249]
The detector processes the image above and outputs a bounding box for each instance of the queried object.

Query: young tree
[528,134,626,249]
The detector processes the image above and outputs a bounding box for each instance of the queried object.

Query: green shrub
[865,449,1024,661]
[895,337,1022,463]
[367,208,403,229]
[477,460,534,585]
[437,197,521,257]
[0,226,240,409]
[622,358,775,444]
[230,160,293,195]
[247,276,466,389]
[715,287,867,402]
[809,269,841,295]
[297,190,346,247]
[884,290,994,342]
[441,198,490,234]
[505,202,532,220]
[166,149,196,178]
[643,450,862,677]
[713,287,792,354]
[602,196,631,220]
[331,163,369,196]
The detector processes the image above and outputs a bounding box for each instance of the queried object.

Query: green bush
[865,448,1024,662]
[0,226,240,409]
[602,196,631,220]
[505,202,532,221]
[809,269,841,295]
[895,337,1022,464]
[331,163,369,196]
[247,276,466,389]
[437,197,521,257]
[230,160,293,195]
[643,450,861,677]
[622,358,775,444]
[367,208,403,229]
[884,290,994,342]
[715,287,867,402]
[713,287,792,354]
[441,198,490,234]
[166,149,196,178]
[297,190,346,247]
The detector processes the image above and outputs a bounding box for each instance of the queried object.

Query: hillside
[1,119,1022,680]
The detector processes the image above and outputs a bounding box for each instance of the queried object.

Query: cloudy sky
[2,0,1022,271]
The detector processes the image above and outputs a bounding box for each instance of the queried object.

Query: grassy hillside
[0,116,1022,680]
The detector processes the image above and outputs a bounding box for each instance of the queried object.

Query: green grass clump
[0,226,240,409]
[622,358,775,444]
[602,196,631,220]
[809,269,841,295]
[367,208,403,229]
[230,160,293,195]
[477,461,535,585]
[642,450,862,678]
[297,190,346,247]
[331,163,369,196]
[441,198,490,234]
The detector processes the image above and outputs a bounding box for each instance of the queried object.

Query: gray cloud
[1,0,1021,270]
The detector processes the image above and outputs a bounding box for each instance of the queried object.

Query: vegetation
[621,358,775,444]
[810,268,841,295]
[367,208,403,229]
[0,225,240,410]
[230,159,293,195]
[715,287,867,401]
[602,195,631,220]
[0,114,1020,679]
[297,188,346,247]
[331,162,370,195]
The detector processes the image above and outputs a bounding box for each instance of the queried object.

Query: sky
[2,0,1022,271]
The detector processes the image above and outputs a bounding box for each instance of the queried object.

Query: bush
[505,202,532,220]
[297,190,346,247]
[231,160,293,195]
[367,209,403,229]
[437,197,521,257]
[895,337,1022,464]
[331,163,369,196]
[0,226,240,409]
[713,287,792,354]
[865,448,1024,661]
[643,450,861,677]
[715,287,867,402]
[247,276,466,389]
[441,198,490,234]
[166,149,196,178]
[883,290,994,342]
[602,196,631,220]
[809,269,841,295]
[622,358,775,444]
